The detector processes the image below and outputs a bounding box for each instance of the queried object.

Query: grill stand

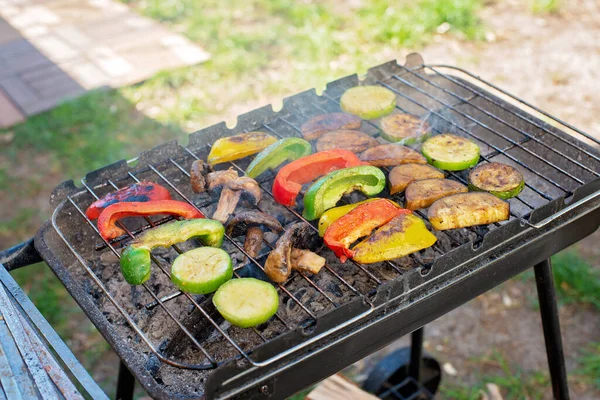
[534,259,569,400]
[116,362,135,400]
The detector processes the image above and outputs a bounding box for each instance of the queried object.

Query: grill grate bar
[62,197,221,369]
[114,174,272,343]
[393,68,597,178]
[376,80,573,194]
[146,164,318,321]
[427,65,600,151]
[169,157,340,310]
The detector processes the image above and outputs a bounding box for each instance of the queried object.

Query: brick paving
[0,0,209,128]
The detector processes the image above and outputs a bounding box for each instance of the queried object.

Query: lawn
[2,0,597,398]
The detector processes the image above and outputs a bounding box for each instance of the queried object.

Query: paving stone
[1,49,53,73]
[161,35,210,66]
[87,46,133,78]
[27,68,81,94]
[6,5,61,29]
[0,88,25,128]
[0,19,22,44]
[53,25,91,48]
[0,38,36,58]
[60,60,108,89]
[0,78,38,107]
[29,35,79,62]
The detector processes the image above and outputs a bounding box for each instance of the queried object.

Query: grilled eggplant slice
[340,85,396,119]
[422,134,480,171]
[389,163,445,195]
[468,162,524,199]
[380,114,431,144]
[359,144,427,167]
[405,179,468,210]
[428,192,510,230]
[301,113,362,140]
[316,130,379,153]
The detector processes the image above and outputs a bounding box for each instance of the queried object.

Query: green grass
[519,249,600,310]
[576,342,600,390]
[439,352,549,399]
[531,0,562,14]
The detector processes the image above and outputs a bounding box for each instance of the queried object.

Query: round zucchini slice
[380,114,431,144]
[213,278,279,328]
[171,247,233,295]
[468,162,524,199]
[340,86,396,120]
[421,134,480,171]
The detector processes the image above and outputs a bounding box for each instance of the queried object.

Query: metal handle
[526,191,600,229]
[0,238,43,271]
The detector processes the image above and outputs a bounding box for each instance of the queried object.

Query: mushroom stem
[291,249,326,274]
[244,226,264,259]
[212,189,242,223]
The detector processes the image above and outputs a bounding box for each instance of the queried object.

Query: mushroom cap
[226,211,283,237]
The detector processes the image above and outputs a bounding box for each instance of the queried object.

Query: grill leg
[116,361,135,400]
[409,327,424,381]
[534,259,570,400]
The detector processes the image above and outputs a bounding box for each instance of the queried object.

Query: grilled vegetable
[207,132,277,166]
[359,144,427,167]
[388,163,445,195]
[245,138,312,178]
[290,249,326,275]
[324,199,411,262]
[317,198,401,237]
[468,162,524,199]
[428,192,510,230]
[379,114,431,144]
[97,200,204,240]
[340,86,396,119]
[405,179,468,210]
[119,219,224,285]
[206,169,261,223]
[352,214,437,264]
[171,247,233,294]
[264,222,315,282]
[421,134,480,171]
[272,149,367,206]
[190,159,208,193]
[301,113,362,140]
[226,211,283,258]
[303,166,387,221]
[85,181,172,220]
[316,130,379,153]
[213,278,279,328]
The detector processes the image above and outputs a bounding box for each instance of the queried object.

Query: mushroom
[226,211,283,259]
[264,222,322,282]
[206,168,262,223]
[190,159,208,193]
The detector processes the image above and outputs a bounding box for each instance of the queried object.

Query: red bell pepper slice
[86,181,172,220]
[272,149,368,206]
[97,200,204,240]
[323,199,411,262]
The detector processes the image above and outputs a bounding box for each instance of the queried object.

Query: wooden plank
[307,374,378,400]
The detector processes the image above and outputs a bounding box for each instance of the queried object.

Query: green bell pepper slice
[119,219,224,285]
[302,166,386,221]
[245,138,312,178]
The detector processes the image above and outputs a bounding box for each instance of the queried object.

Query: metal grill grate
[46,56,600,384]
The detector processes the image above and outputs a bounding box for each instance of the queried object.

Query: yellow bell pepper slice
[208,132,277,166]
[317,198,401,237]
[352,214,437,264]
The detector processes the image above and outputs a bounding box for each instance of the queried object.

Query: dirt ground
[350,0,600,398]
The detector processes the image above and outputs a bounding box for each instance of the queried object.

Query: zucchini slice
[340,86,396,120]
[171,247,233,294]
[380,114,431,144]
[213,278,279,328]
[421,134,480,171]
[388,163,445,195]
[468,162,524,199]
[405,178,468,210]
[428,192,510,230]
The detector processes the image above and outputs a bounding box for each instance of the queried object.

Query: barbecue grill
[1,53,599,400]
